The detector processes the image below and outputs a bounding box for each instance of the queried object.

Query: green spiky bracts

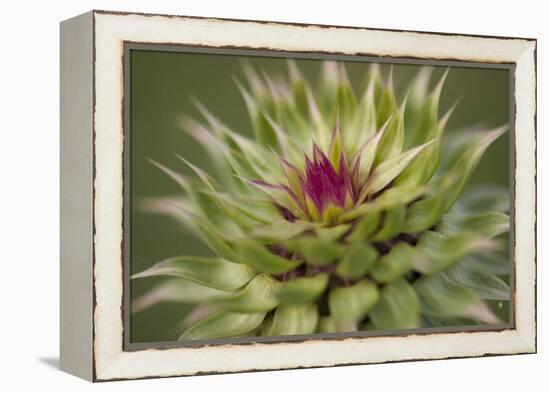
[133,61,510,340]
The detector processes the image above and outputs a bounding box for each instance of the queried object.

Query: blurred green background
[129,49,510,343]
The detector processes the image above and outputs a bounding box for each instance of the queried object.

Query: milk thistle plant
[132,61,510,340]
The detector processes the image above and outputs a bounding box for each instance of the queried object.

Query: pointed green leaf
[150,160,240,235]
[185,188,255,233]
[277,118,310,161]
[441,126,508,212]
[279,157,305,203]
[317,316,356,333]
[138,196,200,236]
[346,211,381,242]
[207,274,279,312]
[402,190,447,234]
[178,304,218,332]
[227,147,267,181]
[247,180,304,219]
[275,273,329,304]
[285,236,345,265]
[250,220,315,244]
[328,123,345,170]
[339,202,379,223]
[347,184,425,223]
[341,185,425,223]
[460,253,510,276]
[405,67,432,133]
[306,88,331,150]
[395,105,455,187]
[264,113,294,157]
[407,69,448,147]
[205,191,282,225]
[316,224,351,241]
[336,243,379,279]
[193,215,241,261]
[420,314,474,328]
[241,60,267,96]
[375,185,426,209]
[263,304,319,336]
[453,185,510,215]
[320,60,339,86]
[235,239,301,274]
[355,118,391,186]
[446,263,510,301]
[371,205,406,242]
[179,116,237,192]
[414,271,500,324]
[322,203,345,225]
[300,186,320,220]
[366,140,435,196]
[348,78,377,151]
[369,279,420,329]
[132,278,229,312]
[213,125,281,181]
[374,97,406,165]
[413,231,494,274]
[402,176,456,234]
[371,243,417,283]
[288,59,308,116]
[437,212,510,239]
[179,311,266,340]
[329,281,379,322]
[376,71,398,128]
[235,80,278,147]
[369,63,385,103]
[336,64,357,130]
[188,105,279,186]
[132,256,256,291]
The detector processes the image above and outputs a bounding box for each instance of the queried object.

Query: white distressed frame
[61,10,536,382]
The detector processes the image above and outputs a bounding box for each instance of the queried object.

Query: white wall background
[0,0,546,391]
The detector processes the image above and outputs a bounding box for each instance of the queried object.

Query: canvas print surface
[128,49,511,345]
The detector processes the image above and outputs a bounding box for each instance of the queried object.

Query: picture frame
[60,10,537,382]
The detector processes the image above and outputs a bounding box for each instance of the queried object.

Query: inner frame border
[122,42,517,352]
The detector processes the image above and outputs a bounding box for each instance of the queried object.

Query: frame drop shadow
[38,357,59,370]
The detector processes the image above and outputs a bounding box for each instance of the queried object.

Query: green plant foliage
[133,60,510,340]
[275,274,329,304]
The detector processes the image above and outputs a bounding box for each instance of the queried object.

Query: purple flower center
[304,152,351,212]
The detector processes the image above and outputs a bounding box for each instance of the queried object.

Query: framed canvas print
[60,10,537,382]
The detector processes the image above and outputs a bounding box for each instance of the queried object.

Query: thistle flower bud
[133,61,510,340]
